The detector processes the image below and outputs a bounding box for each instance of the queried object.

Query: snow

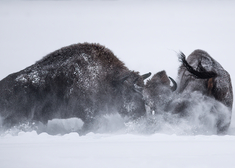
[1,132,235,168]
[1,0,235,167]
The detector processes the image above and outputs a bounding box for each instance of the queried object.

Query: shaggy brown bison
[142,50,233,134]
[0,43,151,132]
[174,49,233,133]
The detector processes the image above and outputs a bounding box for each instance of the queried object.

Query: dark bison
[142,50,232,134]
[0,43,151,132]
[173,49,233,133]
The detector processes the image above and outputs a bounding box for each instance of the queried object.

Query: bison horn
[142,72,152,80]
[168,76,177,91]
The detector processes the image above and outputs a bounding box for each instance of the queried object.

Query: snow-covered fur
[142,50,233,134]
[0,43,147,131]
[174,49,233,133]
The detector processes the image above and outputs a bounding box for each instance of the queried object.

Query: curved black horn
[142,72,151,80]
[168,76,177,91]
[178,52,217,79]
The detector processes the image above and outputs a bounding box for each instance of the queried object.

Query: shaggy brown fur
[0,43,148,132]
[176,49,233,133]
[178,49,233,110]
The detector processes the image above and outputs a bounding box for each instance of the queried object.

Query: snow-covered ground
[1,0,235,167]
[2,132,235,168]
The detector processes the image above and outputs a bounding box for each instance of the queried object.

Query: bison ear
[142,72,151,80]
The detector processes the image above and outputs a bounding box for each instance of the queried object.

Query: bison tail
[178,51,217,79]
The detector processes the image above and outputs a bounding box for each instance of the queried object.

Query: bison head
[113,71,152,120]
[143,70,177,115]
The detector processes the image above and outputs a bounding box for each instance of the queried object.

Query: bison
[172,49,233,133]
[142,50,233,134]
[0,43,151,132]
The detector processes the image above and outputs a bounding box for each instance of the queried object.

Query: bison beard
[0,43,149,133]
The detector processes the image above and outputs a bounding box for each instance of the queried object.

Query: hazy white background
[0,0,235,168]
